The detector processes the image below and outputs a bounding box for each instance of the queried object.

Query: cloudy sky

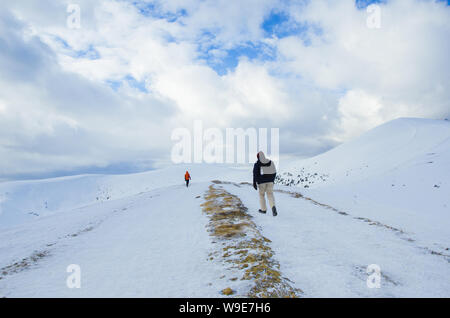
[0,0,449,180]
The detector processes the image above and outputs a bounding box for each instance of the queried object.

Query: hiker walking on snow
[185,171,191,188]
[253,151,277,216]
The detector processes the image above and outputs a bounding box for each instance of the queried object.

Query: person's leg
[266,183,277,216]
[266,183,275,208]
[258,183,267,211]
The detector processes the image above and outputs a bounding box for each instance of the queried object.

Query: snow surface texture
[277,118,450,259]
[0,118,448,297]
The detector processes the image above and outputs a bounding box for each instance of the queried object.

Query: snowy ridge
[0,164,249,229]
[0,118,449,297]
[277,118,450,261]
[278,118,450,188]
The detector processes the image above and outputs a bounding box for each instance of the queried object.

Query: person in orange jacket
[185,171,191,187]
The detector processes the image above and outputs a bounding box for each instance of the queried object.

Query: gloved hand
[253,183,257,190]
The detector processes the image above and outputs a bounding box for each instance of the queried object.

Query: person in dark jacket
[253,151,277,216]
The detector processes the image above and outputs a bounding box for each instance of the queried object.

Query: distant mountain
[278,118,450,190]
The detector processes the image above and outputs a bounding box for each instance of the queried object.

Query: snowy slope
[0,164,250,229]
[0,118,449,297]
[0,182,224,297]
[278,118,450,189]
[0,165,252,297]
[222,182,450,297]
[1,177,448,297]
[278,118,450,262]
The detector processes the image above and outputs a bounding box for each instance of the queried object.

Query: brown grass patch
[0,250,50,279]
[201,184,302,298]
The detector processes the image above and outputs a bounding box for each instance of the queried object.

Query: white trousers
[258,182,275,211]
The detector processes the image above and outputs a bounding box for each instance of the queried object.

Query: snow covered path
[0,182,226,297]
[2,119,449,297]
[221,183,450,297]
[1,178,449,297]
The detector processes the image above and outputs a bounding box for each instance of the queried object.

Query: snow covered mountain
[278,118,450,259]
[0,118,448,297]
[278,118,450,190]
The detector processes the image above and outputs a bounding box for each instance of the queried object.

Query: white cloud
[276,0,450,139]
[0,0,449,179]
[335,90,386,141]
[0,100,6,114]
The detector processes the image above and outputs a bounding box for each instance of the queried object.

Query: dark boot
[258,209,267,214]
[272,206,278,216]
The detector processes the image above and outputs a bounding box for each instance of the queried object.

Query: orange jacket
[185,172,191,181]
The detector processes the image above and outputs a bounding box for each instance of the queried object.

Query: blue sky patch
[107,75,148,93]
[201,42,276,76]
[53,36,100,60]
[75,45,101,60]
[130,0,187,22]
[355,0,387,9]
[356,0,450,8]
[262,10,306,39]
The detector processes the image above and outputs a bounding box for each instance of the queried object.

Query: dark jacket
[253,160,276,185]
